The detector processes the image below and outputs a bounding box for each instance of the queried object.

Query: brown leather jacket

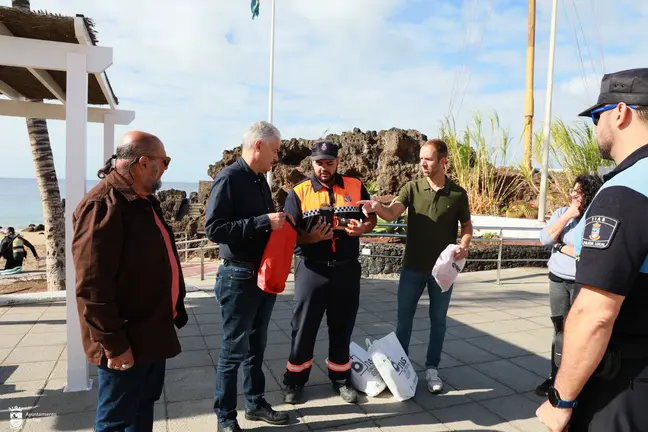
[72,171,188,366]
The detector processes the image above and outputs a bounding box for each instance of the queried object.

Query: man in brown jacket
[72,131,188,432]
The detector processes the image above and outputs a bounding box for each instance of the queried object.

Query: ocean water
[0,177,199,230]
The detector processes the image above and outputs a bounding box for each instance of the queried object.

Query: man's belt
[223,259,257,270]
[304,258,357,267]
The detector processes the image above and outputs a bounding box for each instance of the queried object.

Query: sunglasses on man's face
[141,155,171,168]
[591,104,638,125]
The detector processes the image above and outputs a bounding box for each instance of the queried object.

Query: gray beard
[150,180,162,193]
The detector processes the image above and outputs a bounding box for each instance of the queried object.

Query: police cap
[579,68,648,117]
[311,141,339,161]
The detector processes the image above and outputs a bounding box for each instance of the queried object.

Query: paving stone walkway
[0,268,555,431]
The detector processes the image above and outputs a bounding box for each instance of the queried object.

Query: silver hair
[242,121,281,150]
[115,143,138,160]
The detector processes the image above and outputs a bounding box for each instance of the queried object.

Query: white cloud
[0,0,647,183]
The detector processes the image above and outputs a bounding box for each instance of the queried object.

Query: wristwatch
[553,242,565,253]
[548,386,577,409]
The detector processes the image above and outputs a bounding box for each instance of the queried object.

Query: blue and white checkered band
[303,206,361,218]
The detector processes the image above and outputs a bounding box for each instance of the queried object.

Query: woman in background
[535,174,603,396]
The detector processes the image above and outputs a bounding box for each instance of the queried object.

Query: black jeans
[95,360,165,432]
[212,262,277,428]
[4,256,21,270]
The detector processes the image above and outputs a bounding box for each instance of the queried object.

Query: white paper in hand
[432,244,466,292]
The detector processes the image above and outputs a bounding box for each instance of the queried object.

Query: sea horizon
[0,177,203,230]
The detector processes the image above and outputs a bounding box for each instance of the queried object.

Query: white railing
[362,223,546,284]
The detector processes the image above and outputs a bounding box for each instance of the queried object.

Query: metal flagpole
[537,0,558,221]
[266,0,276,187]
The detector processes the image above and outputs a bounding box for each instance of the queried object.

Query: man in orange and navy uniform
[281,141,377,405]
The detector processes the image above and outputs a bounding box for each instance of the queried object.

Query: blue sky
[1,0,646,182]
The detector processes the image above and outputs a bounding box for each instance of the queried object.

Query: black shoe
[283,384,304,404]
[244,404,289,425]
[535,378,553,396]
[217,423,242,432]
[333,382,359,404]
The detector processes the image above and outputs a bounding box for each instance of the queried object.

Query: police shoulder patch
[582,215,620,249]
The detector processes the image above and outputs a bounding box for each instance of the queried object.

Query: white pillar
[266,0,276,188]
[64,52,92,392]
[103,113,116,163]
[537,0,559,222]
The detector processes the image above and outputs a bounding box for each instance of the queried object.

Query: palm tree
[11,0,30,9]
[12,0,66,291]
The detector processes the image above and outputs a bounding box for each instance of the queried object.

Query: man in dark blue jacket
[205,121,290,432]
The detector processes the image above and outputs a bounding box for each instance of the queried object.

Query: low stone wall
[358,242,550,277]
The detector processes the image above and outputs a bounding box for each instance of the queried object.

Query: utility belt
[552,314,648,380]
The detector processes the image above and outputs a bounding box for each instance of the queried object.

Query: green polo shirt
[394,177,471,274]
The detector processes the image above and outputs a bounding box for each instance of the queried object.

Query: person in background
[205,121,290,432]
[0,227,39,270]
[73,131,188,432]
[359,139,472,394]
[535,174,603,396]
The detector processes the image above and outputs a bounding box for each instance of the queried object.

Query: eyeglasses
[568,188,582,196]
[591,103,638,125]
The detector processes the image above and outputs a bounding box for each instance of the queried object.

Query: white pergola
[0,12,135,392]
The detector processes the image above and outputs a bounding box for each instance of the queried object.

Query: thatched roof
[0,6,118,105]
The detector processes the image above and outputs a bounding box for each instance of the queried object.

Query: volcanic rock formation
[206,127,427,210]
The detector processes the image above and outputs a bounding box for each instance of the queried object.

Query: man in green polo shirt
[359,139,473,393]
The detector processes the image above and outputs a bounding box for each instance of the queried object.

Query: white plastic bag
[368,332,418,401]
[432,244,466,292]
[349,340,387,397]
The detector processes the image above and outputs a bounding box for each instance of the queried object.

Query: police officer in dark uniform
[281,141,377,404]
[536,68,648,431]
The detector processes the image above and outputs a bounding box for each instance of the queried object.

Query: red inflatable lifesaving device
[257,218,298,294]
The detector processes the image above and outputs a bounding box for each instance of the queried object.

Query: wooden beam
[0,80,23,99]
[0,99,135,124]
[27,68,66,102]
[0,35,112,73]
[74,16,116,108]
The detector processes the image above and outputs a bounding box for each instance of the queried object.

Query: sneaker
[535,378,553,396]
[244,404,289,425]
[333,382,359,404]
[426,368,443,393]
[283,384,304,404]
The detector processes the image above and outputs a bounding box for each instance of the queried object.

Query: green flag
[251,0,260,19]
